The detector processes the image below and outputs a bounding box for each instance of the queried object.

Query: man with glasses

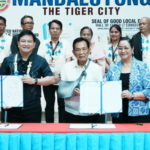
[10,15,40,54]
[132,17,150,68]
[0,16,12,67]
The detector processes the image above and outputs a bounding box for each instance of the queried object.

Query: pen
[4,124,9,127]
[91,124,97,128]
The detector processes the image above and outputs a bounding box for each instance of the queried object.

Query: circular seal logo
[0,0,10,12]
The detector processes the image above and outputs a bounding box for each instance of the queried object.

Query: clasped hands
[122,90,133,99]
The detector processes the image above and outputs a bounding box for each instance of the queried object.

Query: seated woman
[80,26,106,74]
[107,37,150,123]
[60,37,105,123]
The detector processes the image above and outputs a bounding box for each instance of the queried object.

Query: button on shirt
[0,34,12,64]
[38,39,72,75]
[60,60,102,115]
[0,53,53,109]
[141,34,150,68]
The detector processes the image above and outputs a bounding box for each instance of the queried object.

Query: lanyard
[111,45,118,62]
[13,54,32,76]
[50,41,60,56]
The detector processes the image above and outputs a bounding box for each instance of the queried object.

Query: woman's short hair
[119,37,134,48]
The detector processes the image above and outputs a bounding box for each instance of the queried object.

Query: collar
[141,33,150,39]
[17,52,34,62]
[0,33,7,39]
[74,59,90,69]
[50,37,62,43]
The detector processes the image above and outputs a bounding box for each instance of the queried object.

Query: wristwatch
[34,78,38,85]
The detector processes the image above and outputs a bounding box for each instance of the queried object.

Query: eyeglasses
[23,22,34,25]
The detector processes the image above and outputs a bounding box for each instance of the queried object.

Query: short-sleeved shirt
[0,34,12,63]
[0,53,53,109]
[106,43,120,64]
[38,39,72,75]
[61,59,102,115]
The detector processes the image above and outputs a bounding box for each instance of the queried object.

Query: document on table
[80,81,122,114]
[70,124,116,129]
[0,76,23,107]
[93,124,116,129]
[0,124,22,129]
[70,124,92,129]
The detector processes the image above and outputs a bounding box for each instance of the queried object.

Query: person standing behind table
[107,37,150,123]
[38,19,73,123]
[10,15,40,54]
[105,24,122,68]
[61,37,105,123]
[0,30,59,123]
[0,16,12,67]
[80,26,106,74]
[131,17,150,68]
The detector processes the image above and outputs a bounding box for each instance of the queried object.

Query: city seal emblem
[0,0,10,12]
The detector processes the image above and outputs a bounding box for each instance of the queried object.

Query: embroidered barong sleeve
[140,64,150,100]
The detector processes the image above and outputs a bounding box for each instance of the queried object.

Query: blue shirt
[106,58,150,116]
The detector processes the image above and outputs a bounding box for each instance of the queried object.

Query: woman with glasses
[107,37,150,123]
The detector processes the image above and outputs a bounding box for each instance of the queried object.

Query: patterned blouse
[106,58,150,116]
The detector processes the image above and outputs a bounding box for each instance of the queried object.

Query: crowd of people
[0,15,150,123]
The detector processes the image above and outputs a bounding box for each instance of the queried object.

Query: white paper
[70,124,92,129]
[102,81,122,113]
[93,124,116,129]
[0,76,23,107]
[69,124,116,129]
[0,124,22,129]
[80,81,100,114]
[79,81,122,114]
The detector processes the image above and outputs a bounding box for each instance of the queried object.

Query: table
[0,123,150,150]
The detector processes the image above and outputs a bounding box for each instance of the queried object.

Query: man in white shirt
[0,16,12,67]
[38,19,72,122]
[132,17,150,67]
[60,37,105,123]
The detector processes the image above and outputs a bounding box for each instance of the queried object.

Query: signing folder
[80,81,122,114]
[0,76,23,107]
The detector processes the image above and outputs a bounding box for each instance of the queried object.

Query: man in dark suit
[10,15,40,54]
